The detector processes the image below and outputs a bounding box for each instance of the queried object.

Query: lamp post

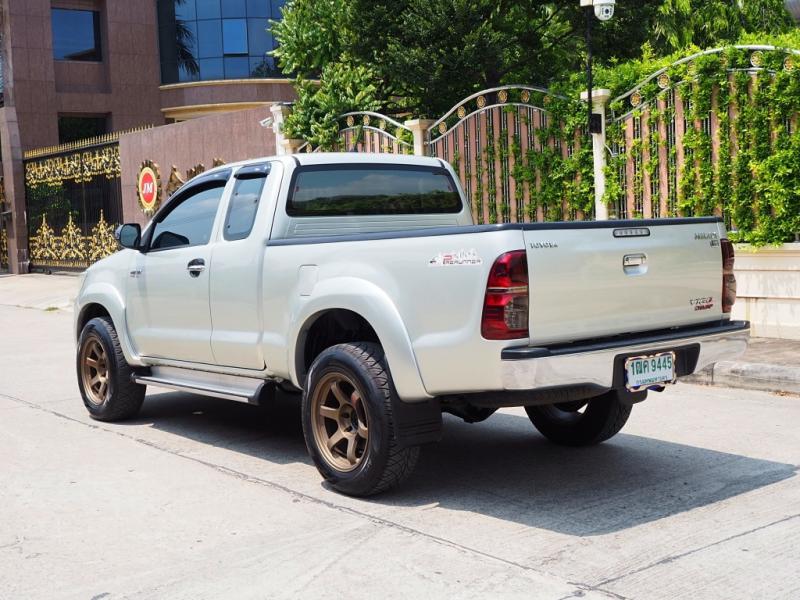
[580,0,615,219]
[787,0,800,22]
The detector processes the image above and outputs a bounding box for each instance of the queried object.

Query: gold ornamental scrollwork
[29,215,59,262]
[60,215,87,262]
[186,163,206,180]
[87,211,119,263]
[0,227,8,269]
[165,165,185,196]
[25,145,121,189]
[29,212,120,269]
[212,158,226,167]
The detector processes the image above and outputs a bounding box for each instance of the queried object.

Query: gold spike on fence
[22,125,155,160]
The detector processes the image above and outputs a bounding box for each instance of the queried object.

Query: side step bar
[132,365,271,405]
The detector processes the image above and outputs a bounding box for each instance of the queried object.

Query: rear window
[287,165,462,216]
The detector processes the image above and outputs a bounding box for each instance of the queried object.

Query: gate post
[404,119,435,156]
[581,89,612,220]
[268,103,293,155]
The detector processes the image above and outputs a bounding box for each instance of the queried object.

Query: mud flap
[392,397,442,448]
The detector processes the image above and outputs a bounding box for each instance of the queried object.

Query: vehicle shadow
[132,390,796,537]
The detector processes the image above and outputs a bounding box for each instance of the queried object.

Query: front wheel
[525,390,634,446]
[77,316,145,421]
[302,343,419,497]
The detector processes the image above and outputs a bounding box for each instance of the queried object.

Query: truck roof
[198,152,445,179]
[291,152,444,168]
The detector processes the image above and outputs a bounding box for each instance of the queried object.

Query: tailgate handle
[623,253,648,276]
[623,253,646,267]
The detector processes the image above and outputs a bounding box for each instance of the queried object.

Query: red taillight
[721,238,737,314]
[481,250,529,340]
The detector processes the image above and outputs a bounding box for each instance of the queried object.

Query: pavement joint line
[0,390,624,600]
[594,511,800,588]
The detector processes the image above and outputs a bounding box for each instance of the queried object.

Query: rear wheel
[525,390,633,446]
[302,343,419,496]
[77,316,145,421]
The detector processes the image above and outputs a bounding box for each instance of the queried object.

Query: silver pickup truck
[75,153,749,495]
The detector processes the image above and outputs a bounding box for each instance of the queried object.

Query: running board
[132,366,268,404]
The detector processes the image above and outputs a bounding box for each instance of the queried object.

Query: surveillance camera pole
[585,5,595,136]
[580,0,612,219]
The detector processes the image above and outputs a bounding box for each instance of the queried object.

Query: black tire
[524,390,633,446]
[302,342,419,497]
[76,316,145,421]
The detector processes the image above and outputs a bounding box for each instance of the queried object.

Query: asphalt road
[1,304,798,600]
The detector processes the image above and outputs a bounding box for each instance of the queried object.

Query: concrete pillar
[404,119,435,156]
[580,88,612,220]
[282,138,305,155]
[268,103,293,156]
[0,107,29,273]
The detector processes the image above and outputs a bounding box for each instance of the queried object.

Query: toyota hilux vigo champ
[75,153,749,495]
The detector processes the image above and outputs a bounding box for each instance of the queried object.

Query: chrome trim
[501,326,750,391]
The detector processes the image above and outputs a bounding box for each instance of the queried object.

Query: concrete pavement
[2,303,800,599]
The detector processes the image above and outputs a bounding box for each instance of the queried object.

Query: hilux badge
[530,241,558,249]
[694,232,719,241]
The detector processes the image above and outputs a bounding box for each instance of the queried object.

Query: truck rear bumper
[501,320,750,391]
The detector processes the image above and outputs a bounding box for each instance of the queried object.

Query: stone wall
[118,105,276,225]
[731,243,800,340]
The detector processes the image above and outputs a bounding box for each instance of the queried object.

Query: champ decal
[429,249,483,267]
[690,296,714,311]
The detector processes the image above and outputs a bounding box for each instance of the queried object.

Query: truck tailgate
[524,219,725,345]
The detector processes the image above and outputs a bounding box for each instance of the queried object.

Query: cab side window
[150,184,225,251]
[224,175,266,241]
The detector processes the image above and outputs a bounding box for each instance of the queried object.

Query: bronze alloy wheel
[310,372,370,472]
[80,335,110,405]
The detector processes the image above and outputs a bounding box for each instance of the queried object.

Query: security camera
[787,0,800,22]
[593,0,615,21]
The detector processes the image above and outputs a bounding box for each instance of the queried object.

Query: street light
[787,0,800,22]
[580,0,615,134]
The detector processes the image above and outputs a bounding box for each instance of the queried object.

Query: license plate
[624,351,676,392]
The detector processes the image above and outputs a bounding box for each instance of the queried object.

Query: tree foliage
[272,0,795,143]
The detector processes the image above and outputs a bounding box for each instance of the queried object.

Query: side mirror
[115,223,141,250]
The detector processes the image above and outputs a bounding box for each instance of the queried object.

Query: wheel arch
[76,303,112,340]
[75,282,143,366]
[289,281,431,402]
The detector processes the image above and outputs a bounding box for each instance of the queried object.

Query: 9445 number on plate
[624,351,676,392]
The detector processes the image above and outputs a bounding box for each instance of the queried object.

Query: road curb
[684,361,800,395]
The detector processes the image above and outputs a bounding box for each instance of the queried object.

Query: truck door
[126,173,230,364]
[208,162,274,370]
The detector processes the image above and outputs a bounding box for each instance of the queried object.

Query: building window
[51,9,102,62]
[157,0,286,84]
[58,116,108,144]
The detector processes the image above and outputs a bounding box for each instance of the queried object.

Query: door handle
[187,258,205,277]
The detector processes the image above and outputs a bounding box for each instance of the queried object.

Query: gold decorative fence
[28,212,118,269]
[24,134,130,270]
[0,227,8,270]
